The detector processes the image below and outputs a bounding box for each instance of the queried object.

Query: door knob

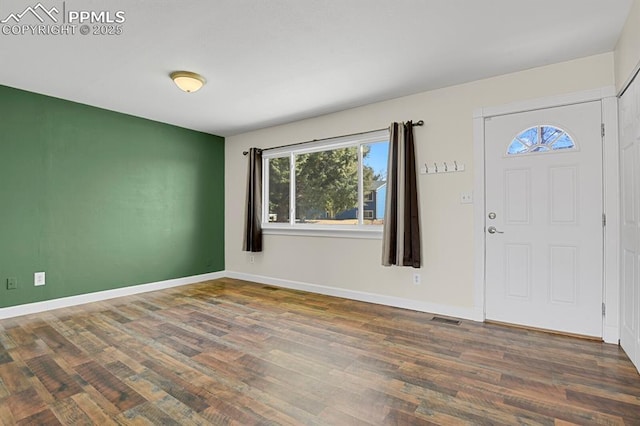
[487,226,504,234]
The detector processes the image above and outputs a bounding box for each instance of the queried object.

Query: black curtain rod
[243,120,424,155]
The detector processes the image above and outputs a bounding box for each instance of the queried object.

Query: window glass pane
[262,130,390,230]
[268,157,290,223]
[295,147,358,225]
[363,141,389,225]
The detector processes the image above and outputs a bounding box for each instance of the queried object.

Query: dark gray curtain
[382,122,421,267]
[243,148,263,252]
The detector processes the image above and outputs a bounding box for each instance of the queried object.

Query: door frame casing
[472,87,620,343]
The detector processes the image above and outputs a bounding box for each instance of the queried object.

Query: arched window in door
[507,125,576,155]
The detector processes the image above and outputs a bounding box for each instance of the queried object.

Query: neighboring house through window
[363,180,386,223]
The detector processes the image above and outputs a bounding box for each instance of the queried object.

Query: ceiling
[0,0,632,136]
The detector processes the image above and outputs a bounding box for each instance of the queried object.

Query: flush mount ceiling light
[170,71,206,93]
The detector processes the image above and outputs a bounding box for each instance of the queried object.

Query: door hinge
[601,123,605,138]
[602,213,606,227]
[602,302,606,317]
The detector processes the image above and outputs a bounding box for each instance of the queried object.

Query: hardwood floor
[0,278,638,425]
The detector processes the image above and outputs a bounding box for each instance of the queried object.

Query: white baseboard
[0,271,226,320]
[226,271,483,322]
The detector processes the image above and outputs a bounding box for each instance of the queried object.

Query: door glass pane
[553,133,574,150]
[541,126,563,145]
[508,140,528,155]
[517,127,538,145]
[507,125,575,156]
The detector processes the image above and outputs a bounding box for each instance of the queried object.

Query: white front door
[484,101,604,337]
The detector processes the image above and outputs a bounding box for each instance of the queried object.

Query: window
[507,125,576,155]
[267,157,290,223]
[263,130,389,235]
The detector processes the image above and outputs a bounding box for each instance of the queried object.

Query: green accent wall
[0,85,225,308]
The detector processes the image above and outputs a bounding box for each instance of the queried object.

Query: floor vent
[263,286,279,291]
[431,317,461,325]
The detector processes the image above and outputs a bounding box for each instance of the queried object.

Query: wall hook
[421,160,465,175]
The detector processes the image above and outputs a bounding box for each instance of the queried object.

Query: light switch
[460,192,473,204]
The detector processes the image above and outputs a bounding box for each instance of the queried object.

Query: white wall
[615,0,640,92]
[225,53,614,319]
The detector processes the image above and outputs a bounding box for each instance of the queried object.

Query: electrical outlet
[413,273,421,285]
[7,277,18,290]
[250,255,255,264]
[34,272,45,286]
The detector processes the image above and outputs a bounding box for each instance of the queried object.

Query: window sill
[262,224,383,240]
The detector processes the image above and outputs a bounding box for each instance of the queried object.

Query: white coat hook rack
[419,160,465,175]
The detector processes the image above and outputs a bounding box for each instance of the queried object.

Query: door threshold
[484,320,603,342]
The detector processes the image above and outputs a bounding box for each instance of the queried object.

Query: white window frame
[262,129,389,239]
